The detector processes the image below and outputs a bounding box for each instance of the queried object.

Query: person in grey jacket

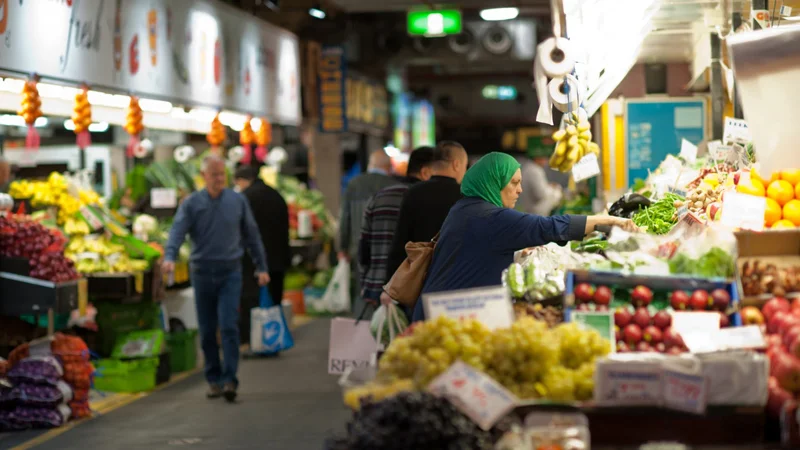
[338,149,397,314]
[162,155,268,403]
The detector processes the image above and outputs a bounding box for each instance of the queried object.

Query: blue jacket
[411,197,586,322]
[165,189,268,272]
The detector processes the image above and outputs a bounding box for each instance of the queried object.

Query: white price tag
[423,286,514,331]
[663,368,707,414]
[428,361,518,431]
[723,117,751,146]
[672,312,721,337]
[76,252,101,261]
[571,153,600,182]
[679,139,698,163]
[720,192,766,231]
[683,325,766,354]
[18,151,37,168]
[80,206,103,230]
[710,144,733,161]
[105,252,122,266]
[150,188,177,209]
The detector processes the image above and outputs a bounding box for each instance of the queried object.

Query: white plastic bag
[370,303,409,347]
[323,259,351,314]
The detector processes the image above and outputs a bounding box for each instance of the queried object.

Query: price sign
[571,153,600,182]
[151,188,177,209]
[422,286,514,331]
[672,311,721,336]
[428,361,517,430]
[679,139,698,163]
[723,118,751,146]
[683,325,766,353]
[78,278,88,317]
[663,368,707,414]
[720,192,766,231]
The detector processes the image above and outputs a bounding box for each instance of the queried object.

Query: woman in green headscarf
[411,152,636,322]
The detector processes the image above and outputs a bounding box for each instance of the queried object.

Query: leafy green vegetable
[631,178,647,192]
[632,193,683,235]
[669,247,735,279]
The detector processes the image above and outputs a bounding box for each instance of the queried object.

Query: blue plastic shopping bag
[250,287,294,354]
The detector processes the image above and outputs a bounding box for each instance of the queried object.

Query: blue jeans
[192,262,242,387]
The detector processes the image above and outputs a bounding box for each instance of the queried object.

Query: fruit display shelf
[0,272,80,317]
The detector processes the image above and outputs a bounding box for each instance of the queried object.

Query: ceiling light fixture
[309,7,326,19]
[479,7,519,22]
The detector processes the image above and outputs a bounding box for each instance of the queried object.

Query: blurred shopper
[410,153,637,322]
[358,147,436,306]
[338,149,397,312]
[516,148,563,216]
[163,155,269,402]
[385,141,468,283]
[0,156,10,193]
[233,166,290,348]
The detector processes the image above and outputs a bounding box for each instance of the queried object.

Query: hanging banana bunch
[254,118,272,163]
[124,96,144,157]
[207,113,226,154]
[548,111,599,173]
[18,80,42,149]
[72,88,92,149]
[239,115,255,165]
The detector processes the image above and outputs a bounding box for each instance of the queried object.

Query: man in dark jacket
[385,141,468,284]
[234,166,290,346]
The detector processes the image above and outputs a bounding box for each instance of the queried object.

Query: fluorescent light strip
[0,115,48,128]
[309,7,325,19]
[64,119,109,132]
[479,7,519,21]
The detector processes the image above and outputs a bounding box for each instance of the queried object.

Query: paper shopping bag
[328,317,377,375]
[250,287,294,354]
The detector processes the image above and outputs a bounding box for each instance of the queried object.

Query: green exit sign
[407,10,462,37]
[482,85,518,100]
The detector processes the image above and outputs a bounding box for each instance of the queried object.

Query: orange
[782,169,800,186]
[773,219,797,229]
[783,199,800,226]
[737,178,766,197]
[752,167,780,185]
[796,182,800,200]
[768,180,795,206]
[765,198,783,227]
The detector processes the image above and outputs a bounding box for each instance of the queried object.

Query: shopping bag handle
[354,302,374,325]
[259,286,274,308]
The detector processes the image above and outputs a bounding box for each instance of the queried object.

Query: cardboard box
[735,229,800,306]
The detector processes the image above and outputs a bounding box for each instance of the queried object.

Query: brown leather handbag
[383,233,440,308]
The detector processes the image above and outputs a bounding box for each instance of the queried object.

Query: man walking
[358,147,435,305]
[233,166,290,347]
[338,149,397,313]
[163,155,269,402]
[385,141,468,282]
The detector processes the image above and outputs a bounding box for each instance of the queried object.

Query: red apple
[663,327,684,349]
[594,286,612,305]
[615,327,622,342]
[617,341,630,353]
[623,324,643,345]
[792,298,800,313]
[633,307,651,329]
[786,326,800,349]
[636,341,653,352]
[763,297,791,322]
[706,202,722,219]
[789,335,800,361]
[595,304,609,312]
[690,290,710,311]
[631,285,653,307]
[772,350,800,393]
[614,308,633,327]
[710,289,731,311]
[741,306,765,325]
[781,315,800,336]
[670,290,690,310]
[574,283,595,303]
[767,377,795,418]
[719,312,730,328]
[643,325,663,344]
[654,342,667,353]
[769,311,791,335]
[652,311,672,330]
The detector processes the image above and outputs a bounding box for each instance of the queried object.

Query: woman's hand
[609,217,639,232]
[585,215,640,234]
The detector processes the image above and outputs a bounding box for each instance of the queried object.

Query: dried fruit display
[741,260,800,297]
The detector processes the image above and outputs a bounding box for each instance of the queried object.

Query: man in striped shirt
[358,147,436,305]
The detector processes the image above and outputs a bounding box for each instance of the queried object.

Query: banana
[566,125,577,136]
[588,142,600,155]
[554,140,567,156]
[567,135,579,149]
[577,121,591,133]
[552,129,567,142]
[579,130,592,141]
[550,152,565,168]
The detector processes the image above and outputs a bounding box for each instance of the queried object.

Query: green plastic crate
[167,330,197,373]
[93,357,159,393]
[111,329,165,359]
[95,301,160,357]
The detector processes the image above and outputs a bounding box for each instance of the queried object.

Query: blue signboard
[625,99,707,186]
[318,46,347,133]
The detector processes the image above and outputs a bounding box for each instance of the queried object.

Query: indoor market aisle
[16,319,351,450]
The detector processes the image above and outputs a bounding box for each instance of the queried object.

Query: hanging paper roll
[72,88,92,149]
[239,116,255,165]
[254,118,272,162]
[124,96,144,157]
[207,113,226,154]
[18,80,42,149]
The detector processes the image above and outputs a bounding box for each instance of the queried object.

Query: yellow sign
[318,46,347,133]
[346,77,388,128]
[78,278,88,317]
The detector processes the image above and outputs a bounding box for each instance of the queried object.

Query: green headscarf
[460,152,521,208]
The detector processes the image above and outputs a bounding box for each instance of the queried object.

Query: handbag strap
[431,231,441,244]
